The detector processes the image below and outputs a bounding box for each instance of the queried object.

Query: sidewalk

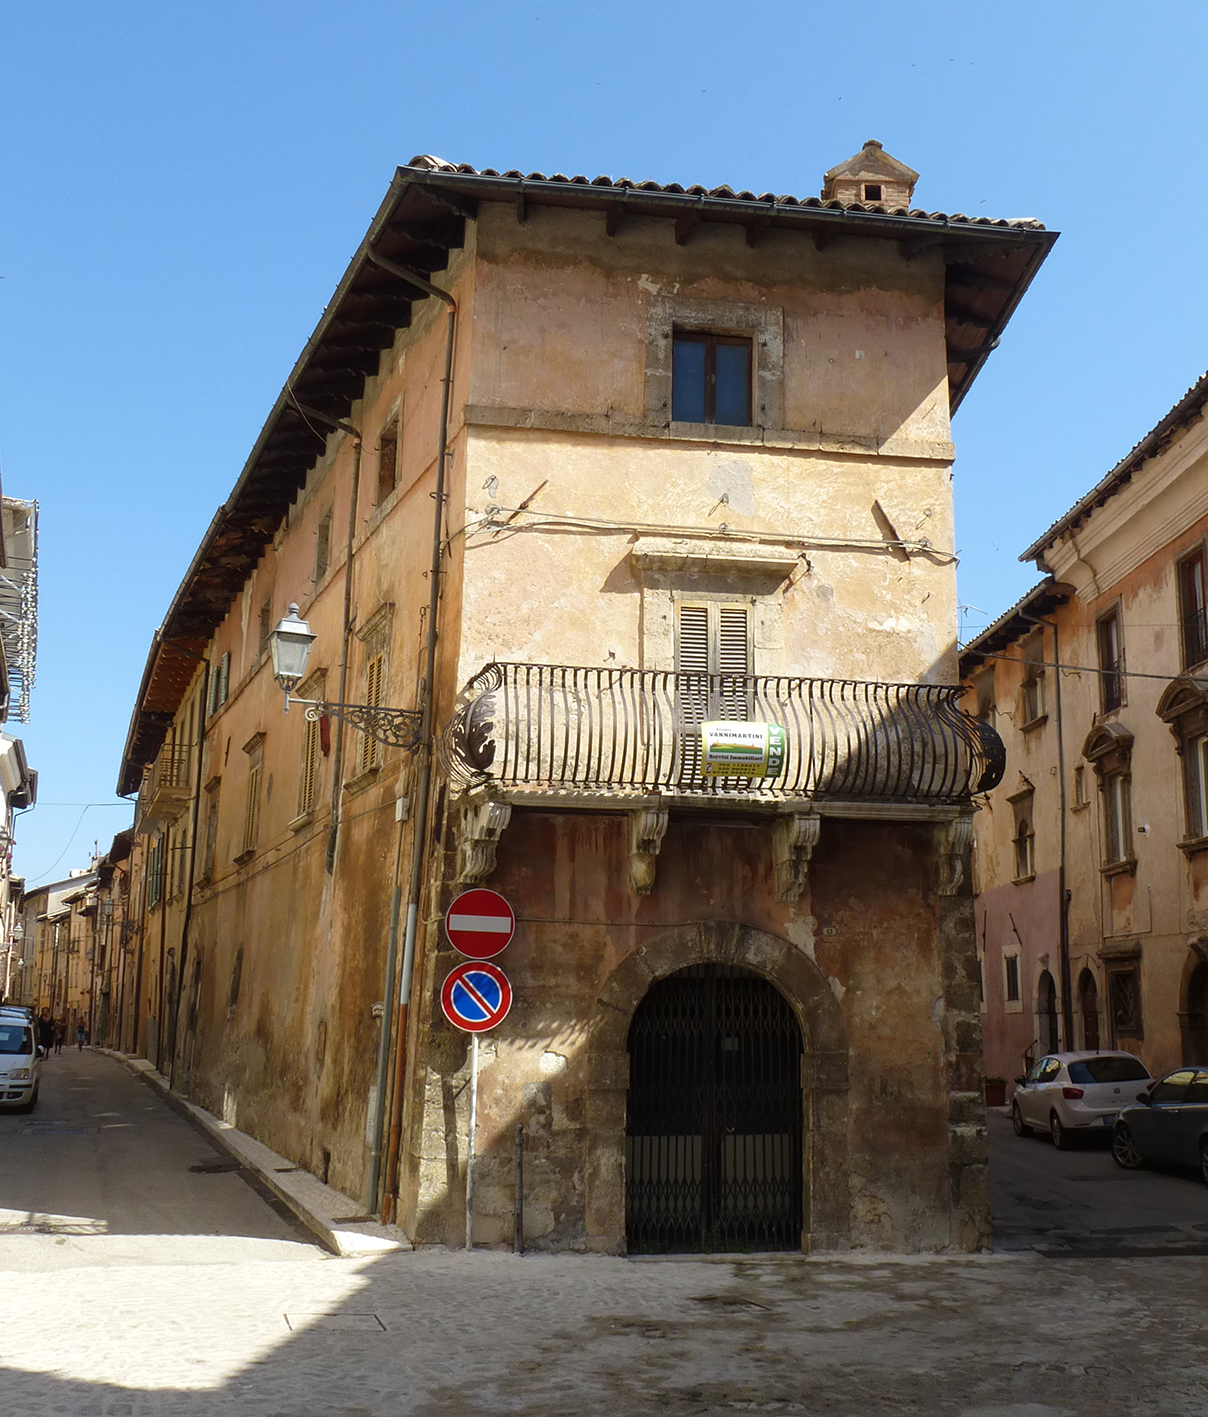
[101,1049,409,1259]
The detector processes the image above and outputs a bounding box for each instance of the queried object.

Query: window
[1103,771,1132,864]
[1180,551,1208,669]
[1021,631,1045,724]
[357,653,385,775]
[671,332,752,426]
[1074,764,1088,808]
[1005,954,1020,1003]
[676,600,753,776]
[173,824,189,898]
[298,672,326,815]
[1067,1055,1149,1084]
[314,511,332,584]
[147,835,165,909]
[376,423,398,504]
[863,183,882,202]
[258,599,273,659]
[1183,735,1208,840]
[213,652,230,712]
[1097,610,1124,713]
[202,782,220,881]
[1014,815,1035,881]
[241,737,264,857]
[1108,966,1142,1038]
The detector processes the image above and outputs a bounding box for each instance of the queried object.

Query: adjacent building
[963,371,1208,1090]
[117,144,1054,1252]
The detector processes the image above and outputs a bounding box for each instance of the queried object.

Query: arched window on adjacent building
[1082,722,1135,869]
[1157,676,1208,845]
[1038,970,1060,1053]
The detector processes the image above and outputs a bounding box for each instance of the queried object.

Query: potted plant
[984,1076,1008,1107]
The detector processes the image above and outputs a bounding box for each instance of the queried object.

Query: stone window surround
[1157,674,1208,850]
[1003,951,1023,1015]
[644,294,784,433]
[1082,721,1135,874]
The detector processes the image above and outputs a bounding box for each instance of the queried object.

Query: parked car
[1012,1050,1153,1148]
[0,1006,42,1112]
[1112,1068,1208,1181]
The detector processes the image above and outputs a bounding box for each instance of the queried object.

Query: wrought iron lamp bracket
[285,691,423,752]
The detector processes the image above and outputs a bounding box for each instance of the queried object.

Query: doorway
[1078,969,1100,1051]
[1185,960,1208,1065]
[625,963,803,1253]
[1038,970,1059,1053]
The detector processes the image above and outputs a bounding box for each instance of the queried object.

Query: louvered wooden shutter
[358,654,385,773]
[676,605,710,675]
[716,605,752,718]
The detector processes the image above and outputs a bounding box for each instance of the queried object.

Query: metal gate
[626,963,803,1253]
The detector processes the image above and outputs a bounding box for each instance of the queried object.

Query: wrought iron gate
[626,963,803,1253]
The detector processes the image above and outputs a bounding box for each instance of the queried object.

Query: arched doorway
[1038,970,1059,1053]
[626,962,803,1253]
[1185,959,1208,1065]
[1078,969,1100,1051]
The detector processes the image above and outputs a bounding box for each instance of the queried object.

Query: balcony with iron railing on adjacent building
[440,662,1005,810]
[134,742,194,830]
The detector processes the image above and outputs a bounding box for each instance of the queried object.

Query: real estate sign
[700,721,786,778]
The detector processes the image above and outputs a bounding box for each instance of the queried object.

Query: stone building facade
[117,145,1053,1252]
[962,372,1208,1096]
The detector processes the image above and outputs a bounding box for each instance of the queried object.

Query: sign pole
[465,1032,479,1251]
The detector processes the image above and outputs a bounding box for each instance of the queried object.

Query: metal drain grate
[188,1159,243,1174]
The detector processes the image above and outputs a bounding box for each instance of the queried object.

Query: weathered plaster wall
[403,811,982,1254]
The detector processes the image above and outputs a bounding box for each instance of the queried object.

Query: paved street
[5,1052,1208,1415]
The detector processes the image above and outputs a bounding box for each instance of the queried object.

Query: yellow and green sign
[700,722,786,778]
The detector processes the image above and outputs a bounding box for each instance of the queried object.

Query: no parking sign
[441,960,513,1034]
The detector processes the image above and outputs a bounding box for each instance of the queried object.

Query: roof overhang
[959,579,1074,677]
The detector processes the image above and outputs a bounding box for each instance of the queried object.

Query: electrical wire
[960,646,1207,687]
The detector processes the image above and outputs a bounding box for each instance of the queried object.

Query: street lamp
[267,604,423,751]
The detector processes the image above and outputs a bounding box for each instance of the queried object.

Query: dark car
[1112,1067,1208,1180]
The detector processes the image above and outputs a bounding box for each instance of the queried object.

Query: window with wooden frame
[973,666,995,722]
[1097,608,1124,713]
[1183,735,1208,841]
[675,600,753,775]
[1004,954,1020,1003]
[258,598,273,660]
[314,510,333,584]
[201,780,220,881]
[1108,965,1142,1039]
[297,672,326,816]
[376,421,399,504]
[240,736,265,859]
[354,606,393,779]
[671,331,752,426]
[209,651,230,714]
[1082,722,1135,869]
[1011,795,1035,881]
[1157,676,1208,845]
[147,835,165,909]
[1020,631,1046,725]
[1179,549,1208,670]
[172,824,189,899]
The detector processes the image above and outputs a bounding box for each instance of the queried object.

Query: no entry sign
[445,888,515,960]
[441,961,513,1034]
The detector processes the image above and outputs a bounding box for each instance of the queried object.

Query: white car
[1012,1050,1152,1149]
[0,1007,42,1112]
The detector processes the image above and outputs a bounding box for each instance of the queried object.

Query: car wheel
[1012,1102,1032,1138]
[1050,1112,1070,1149]
[1112,1123,1145,1170]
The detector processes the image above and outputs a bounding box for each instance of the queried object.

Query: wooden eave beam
[945,304,996,331]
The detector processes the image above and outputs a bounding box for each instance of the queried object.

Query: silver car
[1012,1050,1152,1149]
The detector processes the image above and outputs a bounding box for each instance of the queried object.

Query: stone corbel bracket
[455,796,513,884]
[934,814,974,896]
[628,807,670,895]
[773,812,821,903]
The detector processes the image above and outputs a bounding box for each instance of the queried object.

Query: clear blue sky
[2,2,1206,883]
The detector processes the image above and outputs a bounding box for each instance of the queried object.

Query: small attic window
[863,184,882,202]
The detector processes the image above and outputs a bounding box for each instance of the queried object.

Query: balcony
[440,662,1005,810]
[135,743,193,830]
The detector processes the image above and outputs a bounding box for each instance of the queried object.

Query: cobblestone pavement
[4,1053,1208,1416]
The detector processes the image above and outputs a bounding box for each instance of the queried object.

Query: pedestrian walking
[35,1008,53,1058]
[76,1021,87,1051]
[53,1020,65,1055]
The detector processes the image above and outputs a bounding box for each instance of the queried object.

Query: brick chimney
[822,140,919,208]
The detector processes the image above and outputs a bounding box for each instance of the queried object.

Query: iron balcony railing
[441,662,1005,803]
